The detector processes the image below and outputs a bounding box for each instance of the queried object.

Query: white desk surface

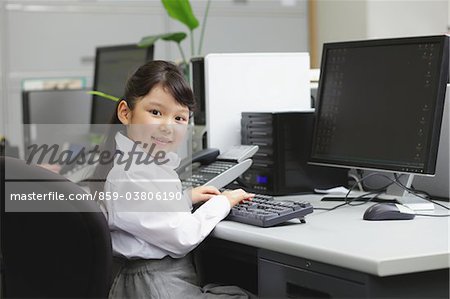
[211,195,450,277]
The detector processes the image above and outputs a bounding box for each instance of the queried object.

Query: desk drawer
[259,258,366,298]
[258,250,366,298]
[258,249,449,298]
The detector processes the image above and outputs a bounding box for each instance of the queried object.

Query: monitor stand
[320,174,435,210]
[386,174,434,211]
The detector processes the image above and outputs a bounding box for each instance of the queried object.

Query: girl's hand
[37,163,61,174]
[221,189,255,207]
[190,186,221,204]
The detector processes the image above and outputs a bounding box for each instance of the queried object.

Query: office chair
[1,157,112,298]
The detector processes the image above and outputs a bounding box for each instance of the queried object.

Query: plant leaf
[87,91,120,102]
[138,32,187,48]
[161,32,187,43]
[138,35,161,48]
[161,0,199,31]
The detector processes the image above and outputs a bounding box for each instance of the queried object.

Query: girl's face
[118,84,190,153]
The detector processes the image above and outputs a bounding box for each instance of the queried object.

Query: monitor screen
[91,44,154,129]
[310,35,449,175]
[23,89,92,125]
[22,89,92,160]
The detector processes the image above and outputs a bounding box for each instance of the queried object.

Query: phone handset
[176,148,219,175]
[179,145,259,190]
[216,145,259,163]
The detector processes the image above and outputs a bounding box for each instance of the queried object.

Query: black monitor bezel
[310,35,449,175]
[190,57,206,125]
[21,88,90,158]
[22,88,90,125]
[90,44,154,126]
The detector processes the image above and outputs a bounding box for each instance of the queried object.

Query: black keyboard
[225,193,313,227]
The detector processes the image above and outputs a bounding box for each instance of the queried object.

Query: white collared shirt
[103,132,230,259]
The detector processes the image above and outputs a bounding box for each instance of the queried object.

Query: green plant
[138,0,212,65]
[88,91,120,102]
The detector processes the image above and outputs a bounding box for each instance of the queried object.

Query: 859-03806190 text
[9,191,183,201]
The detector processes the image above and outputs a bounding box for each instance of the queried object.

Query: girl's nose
[159,118,174,134]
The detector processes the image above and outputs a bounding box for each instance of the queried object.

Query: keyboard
[225,193,314,227]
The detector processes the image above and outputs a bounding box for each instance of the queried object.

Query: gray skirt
[109,254,254,299]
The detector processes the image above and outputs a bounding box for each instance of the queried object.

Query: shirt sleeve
[107,168,231,257]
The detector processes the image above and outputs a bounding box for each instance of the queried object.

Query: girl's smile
[151,136,173,146]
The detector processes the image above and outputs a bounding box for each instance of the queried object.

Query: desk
[196,195,449,298]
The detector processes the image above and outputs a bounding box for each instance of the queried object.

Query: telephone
[178,145,259,190]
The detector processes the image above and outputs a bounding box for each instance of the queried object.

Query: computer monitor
[310,35,449,209]
[90,44,154,132]
[191,57,206,126]
[22,89,92,160]
[413,84,449,200]
[23,89,92,125]
[190,57,208,153]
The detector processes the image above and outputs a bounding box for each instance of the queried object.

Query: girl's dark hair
[90,60,195,195]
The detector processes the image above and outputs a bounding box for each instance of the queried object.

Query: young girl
[91,60,255,298]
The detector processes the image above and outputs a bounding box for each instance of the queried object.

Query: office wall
[315,0,448,67]
[0,2,5,137]
[1,0,308,154]
[315,0,367,63]
[366,0,448,39]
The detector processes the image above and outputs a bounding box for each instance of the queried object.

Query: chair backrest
[1,157,112,298]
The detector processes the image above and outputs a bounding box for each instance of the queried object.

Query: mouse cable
[348,173,364,191]
[355,169,395,192]
[315,172,449,212]
[315,172,396,211]
[386,175,450,211]
[346,172,449,211]
[369,174,450,215]
[314,190,384,211]
[344,173,394,204]
[346,191,385,207]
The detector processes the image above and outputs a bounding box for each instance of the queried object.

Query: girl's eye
[149,109,161,116]
[175,116,188,122]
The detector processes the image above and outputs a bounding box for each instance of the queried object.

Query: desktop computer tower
[240,112,348,195]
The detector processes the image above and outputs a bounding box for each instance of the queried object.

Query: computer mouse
[363,203,415,221]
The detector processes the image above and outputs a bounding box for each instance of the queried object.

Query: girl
[91,60,255,298]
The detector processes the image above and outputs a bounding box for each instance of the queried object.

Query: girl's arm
[108,169,231,257]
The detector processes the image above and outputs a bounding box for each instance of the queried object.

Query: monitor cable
[315,172,449,216]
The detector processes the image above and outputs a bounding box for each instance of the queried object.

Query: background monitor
[90,44,154,131]
[190,57,208,153]
[22,89,92,161]
[191,57,206,126]
[310,35,449,177]
[23,89,92,125]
